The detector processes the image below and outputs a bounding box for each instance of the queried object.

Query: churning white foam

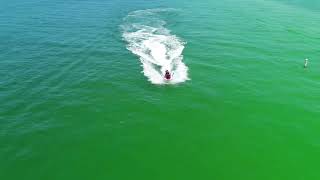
[122,8,189,84]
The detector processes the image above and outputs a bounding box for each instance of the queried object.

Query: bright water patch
[122,8,189,84]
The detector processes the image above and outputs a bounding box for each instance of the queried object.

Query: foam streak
[122,8,189,84]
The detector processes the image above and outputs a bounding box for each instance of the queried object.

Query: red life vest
[165,72,171,80]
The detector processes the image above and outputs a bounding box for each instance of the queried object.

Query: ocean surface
[1,0,320,179]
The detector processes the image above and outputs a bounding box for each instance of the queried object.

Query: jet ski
[164,70,171,80]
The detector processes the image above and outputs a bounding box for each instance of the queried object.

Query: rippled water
[1,0,320,179]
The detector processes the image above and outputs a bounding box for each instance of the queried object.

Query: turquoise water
[1,0,320,179]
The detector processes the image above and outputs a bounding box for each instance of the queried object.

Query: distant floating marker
[304,58,308,68]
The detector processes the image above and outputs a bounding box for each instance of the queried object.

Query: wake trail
[121,8,189,84]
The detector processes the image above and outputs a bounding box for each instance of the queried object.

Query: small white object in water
[304,58,308,68]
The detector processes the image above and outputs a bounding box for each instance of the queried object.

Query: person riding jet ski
[164,70,171,80]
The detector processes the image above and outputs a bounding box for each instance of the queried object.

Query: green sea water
[1,0,320,179]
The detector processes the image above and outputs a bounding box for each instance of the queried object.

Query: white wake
[122,8,189,84]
